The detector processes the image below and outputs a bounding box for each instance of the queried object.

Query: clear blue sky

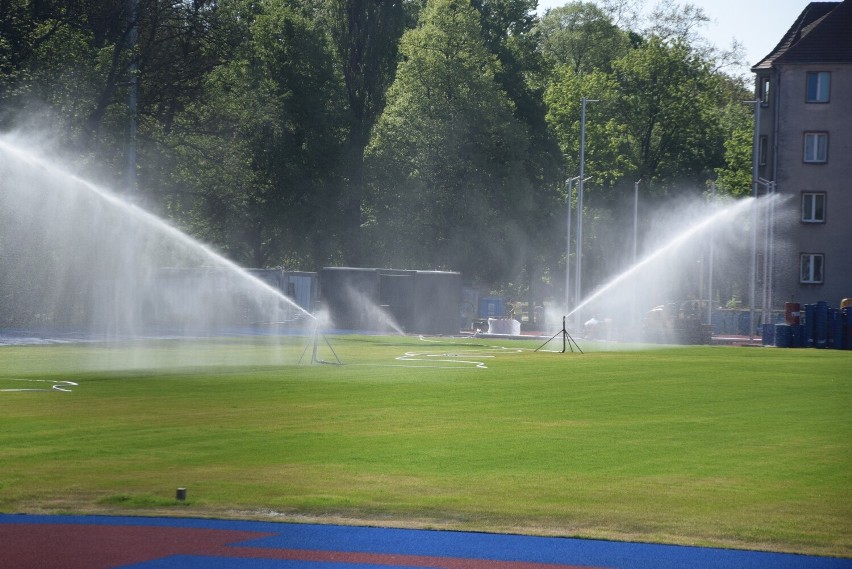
[535,0,812,72]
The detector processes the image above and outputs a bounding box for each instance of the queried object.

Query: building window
[800,253,824,284]
[803,132,828,163]
[806,71,830,103]
[760,76,771,105]
[802,193,826,223]
[759,135,767,166]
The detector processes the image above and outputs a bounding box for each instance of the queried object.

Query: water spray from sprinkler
[565,196,774,322]
[0,137,316,324]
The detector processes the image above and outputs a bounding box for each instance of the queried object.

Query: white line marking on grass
[0,379,78,392]
[345,336,528,369]
[395,352,493,368]
[386,337,526,369]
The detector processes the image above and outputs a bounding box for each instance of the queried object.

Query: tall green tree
[536,2,632,74]
[545,33,738,292]
[471,0,539,112]
[472,0,563,205]
[327,0,407,266]
[610,36,728,191]
[472,0,564,300]
[0,0,127,149]
[366,0,534,282]
[545,68,631,189]
[714,104,754,197]
[644,1,709,46]
[548,35,730,194]
[163,0,345,268]
[0,0,228,183]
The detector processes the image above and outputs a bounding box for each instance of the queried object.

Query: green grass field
[1,335,850,557]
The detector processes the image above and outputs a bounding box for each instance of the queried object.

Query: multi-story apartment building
[752,0,851,308]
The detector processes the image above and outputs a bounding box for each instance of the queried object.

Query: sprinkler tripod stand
[299,325,342,365]
[535,316,583,354]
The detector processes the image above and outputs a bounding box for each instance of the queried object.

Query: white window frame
[800,253,824,284]
[803,132,828,163]
[760,76,771,106]
[801,192,826,223]
[806,71,830,103]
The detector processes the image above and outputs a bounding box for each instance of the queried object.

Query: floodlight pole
[744,100,761,342]
[757,177,776,326]
[565,176,574,311]
[633,180,640,265]
[632,180,640,330]
[126,0,138,194]
[767,180,776,321]
[575,97,598,330]
[565,175,589,313]
[707,182,716,325]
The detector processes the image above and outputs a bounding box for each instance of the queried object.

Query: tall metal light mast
[744,99,761,342]
[126,0,138,194]
[574,97,597,329]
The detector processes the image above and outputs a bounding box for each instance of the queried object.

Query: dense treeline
[0,0,754,302]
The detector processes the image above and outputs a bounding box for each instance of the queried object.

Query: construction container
[319,267,461,335]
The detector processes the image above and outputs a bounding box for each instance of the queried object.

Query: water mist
[561,194,783,342]
[0,134,313,368]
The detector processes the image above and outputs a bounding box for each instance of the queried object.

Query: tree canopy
[0,0,754,301]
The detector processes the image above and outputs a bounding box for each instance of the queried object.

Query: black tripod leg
[298,338,311,364]
[566,332,584,354]
[536,316,584,354]
[322,333,342,365]
[535,329,565,352]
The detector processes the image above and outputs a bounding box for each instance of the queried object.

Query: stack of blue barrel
[829,298,852,350]
[761,322,775,345]
[774,322,792,348]
[845,304,852,350]
[803,303,815,347]
[814,301,829,348]
[790,300,851,349]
